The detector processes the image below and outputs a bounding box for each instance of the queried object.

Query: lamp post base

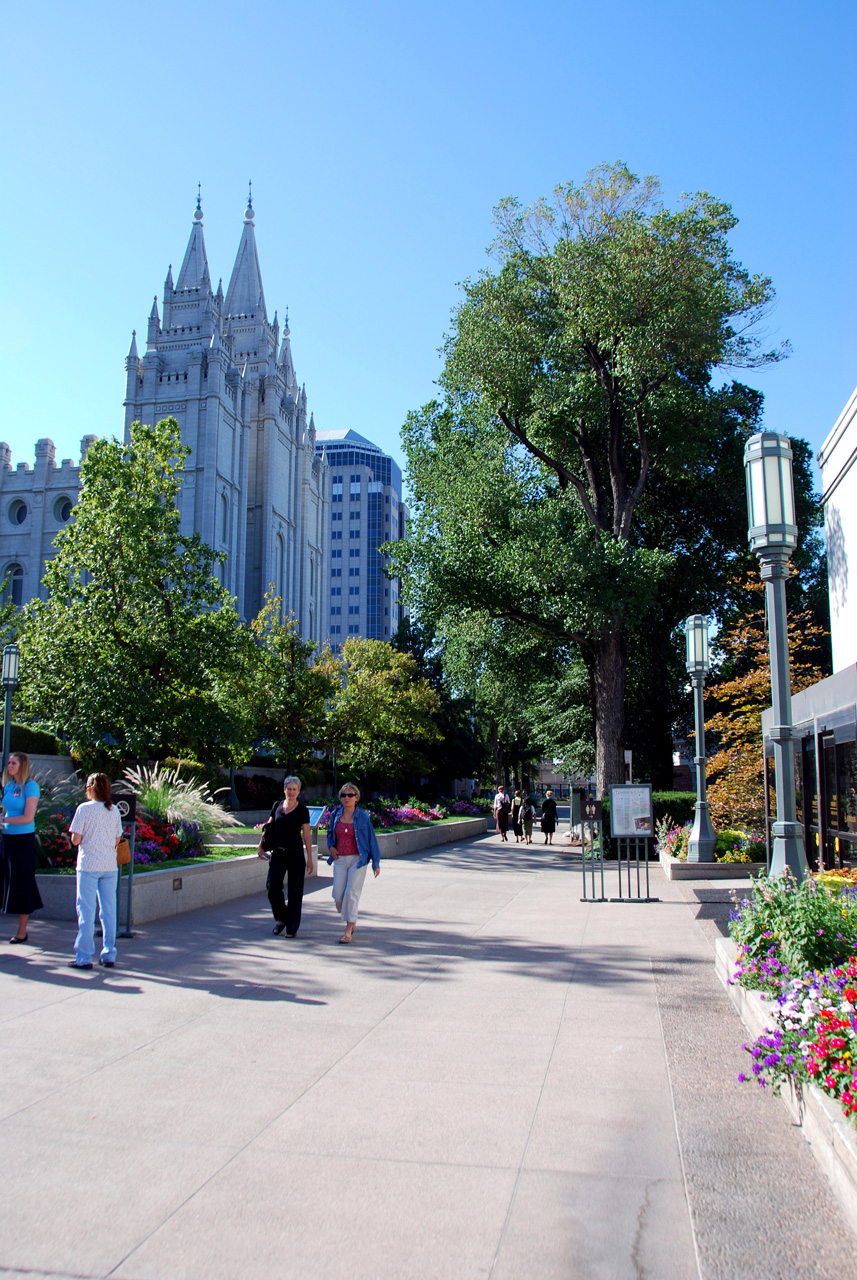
[769,821,809,881]
[686,802,717,862]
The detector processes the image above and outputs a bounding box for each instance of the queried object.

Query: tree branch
[497,405,603,534]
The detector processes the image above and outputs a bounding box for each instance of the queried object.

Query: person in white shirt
[68,773,124,970]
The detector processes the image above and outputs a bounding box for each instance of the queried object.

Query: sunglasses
[340,792,357,798]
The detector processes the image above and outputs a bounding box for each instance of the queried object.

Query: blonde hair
[3,751,30,786]
[339,784,361,802]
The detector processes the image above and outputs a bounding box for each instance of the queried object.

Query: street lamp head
[744,432,798,557]
[684,614,710,677]
[1,643,20,691]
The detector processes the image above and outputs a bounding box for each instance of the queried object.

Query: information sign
[582,798,602,822]
[306,806,326,827]
[608,784,653,837]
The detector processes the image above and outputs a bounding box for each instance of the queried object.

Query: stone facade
[314,428,408,645]
[122,196,329,634]
[0,436,96,605]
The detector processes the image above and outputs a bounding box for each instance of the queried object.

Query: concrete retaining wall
[35,817,490,926]
[715,935,857,1235]
[660,851,765,880]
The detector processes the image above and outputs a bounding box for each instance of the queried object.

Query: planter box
[660,851,765,880]
[715,935,857,1235]
[35,816,490,925]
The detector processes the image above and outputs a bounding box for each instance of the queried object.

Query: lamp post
[744,431,808,881]
[684,614,717,862]
[1,643,20,773]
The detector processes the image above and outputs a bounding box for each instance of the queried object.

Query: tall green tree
[323,637,441,784]
[232,590,338,773]
[396,163,789,793]
[19,419,245,766]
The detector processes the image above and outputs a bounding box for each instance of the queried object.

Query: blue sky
[1,0,854,494]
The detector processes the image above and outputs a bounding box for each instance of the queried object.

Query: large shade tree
[395,163,789,793]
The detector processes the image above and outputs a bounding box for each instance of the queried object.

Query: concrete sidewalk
[2,833,857,1279]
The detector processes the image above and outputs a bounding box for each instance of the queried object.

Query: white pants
[332,855,368,924]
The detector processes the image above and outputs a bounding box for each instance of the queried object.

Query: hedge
[9,723,61,755]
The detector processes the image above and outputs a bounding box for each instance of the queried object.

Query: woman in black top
[258,775,314,937]
[541,789,558,844]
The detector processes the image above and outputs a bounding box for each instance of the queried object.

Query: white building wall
[819,386,857,674]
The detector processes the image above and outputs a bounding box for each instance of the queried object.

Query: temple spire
[127,330,139,360]
[176,196,210,292]
[224,193,267,319]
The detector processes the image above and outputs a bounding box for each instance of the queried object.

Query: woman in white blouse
[68,773,124,970]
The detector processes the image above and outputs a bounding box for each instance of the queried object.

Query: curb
[660,852,765,880]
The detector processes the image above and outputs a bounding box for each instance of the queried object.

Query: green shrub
[10,723,62,755]
[730,873,857,978]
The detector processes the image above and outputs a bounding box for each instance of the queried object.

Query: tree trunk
[589,624,627,797]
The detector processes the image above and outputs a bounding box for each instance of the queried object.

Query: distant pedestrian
[2,751,42,945]
[511,789,523,842]
[326,784,380,943]
[68,773,124,969]
[520,793,535,844]
[541,790,558,845]
[493,785,511,841]
[259,776,314,938]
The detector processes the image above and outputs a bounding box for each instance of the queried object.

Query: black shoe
[99,959,115,968]
[9,934,28,944]
[286,932,297,938]
[272,922,287,935]
[68,960,93,970]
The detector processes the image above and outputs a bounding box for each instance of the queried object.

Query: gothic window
[221,494,229,544]
[310,556,316,595]
[275,534,285,602]
[3,564,23,607]
[8,500,27,526]
[54,496,73,523]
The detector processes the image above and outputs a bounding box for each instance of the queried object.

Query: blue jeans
[75,870,118,964]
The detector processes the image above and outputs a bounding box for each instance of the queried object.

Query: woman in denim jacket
[326,784,380,943]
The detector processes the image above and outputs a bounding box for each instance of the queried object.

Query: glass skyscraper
[315,429,408,646]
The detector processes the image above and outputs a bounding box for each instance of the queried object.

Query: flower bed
[729,870,857,1123]
[655,815,764,865]
[314,795,481,831]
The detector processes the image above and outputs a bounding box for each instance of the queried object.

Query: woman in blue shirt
[1,752,42,943]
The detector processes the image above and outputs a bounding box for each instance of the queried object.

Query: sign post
[579,797,607,901]
[112,789,137,938]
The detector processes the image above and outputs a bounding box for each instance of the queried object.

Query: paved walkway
[2,833,857,1280]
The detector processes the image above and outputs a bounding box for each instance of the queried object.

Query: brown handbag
[116,838,131,867]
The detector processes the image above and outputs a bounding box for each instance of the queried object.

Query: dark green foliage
[10,723,61,756]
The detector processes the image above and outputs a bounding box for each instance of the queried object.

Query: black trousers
[266,850,306,934]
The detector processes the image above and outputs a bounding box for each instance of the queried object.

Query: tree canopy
[19,419,244,766]
[394,162,797,793]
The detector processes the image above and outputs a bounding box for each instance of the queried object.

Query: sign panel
[306,806,327,828]
[582,798,602,822]
[609,784,653,837]
[111,790,137,823]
